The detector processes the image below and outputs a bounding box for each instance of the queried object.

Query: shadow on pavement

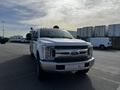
[0,55,95,90]
[39,73,95,90]
[0,55,36,80]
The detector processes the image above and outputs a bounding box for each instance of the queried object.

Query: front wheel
[36,53,46,81]
[75,69,89,75]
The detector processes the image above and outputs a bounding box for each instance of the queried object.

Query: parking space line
[90,74,120,85]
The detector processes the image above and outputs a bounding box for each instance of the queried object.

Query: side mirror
[33,38,37,41]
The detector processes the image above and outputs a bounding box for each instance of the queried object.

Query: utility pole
[1,21,5,38]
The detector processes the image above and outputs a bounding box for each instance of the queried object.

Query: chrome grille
[55,49,88,57]
[54,46,89,62]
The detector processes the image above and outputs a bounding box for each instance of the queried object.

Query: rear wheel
[75,69,89,75]
[100,45,105,50]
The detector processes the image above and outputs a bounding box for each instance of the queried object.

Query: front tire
[36,52,46,80]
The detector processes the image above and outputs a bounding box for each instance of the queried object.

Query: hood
[39,38,91,46]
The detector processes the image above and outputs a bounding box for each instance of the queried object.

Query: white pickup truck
[29,28,95,80]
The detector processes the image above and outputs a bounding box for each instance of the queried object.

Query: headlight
[44,46,55,60]
[87,46,93,59]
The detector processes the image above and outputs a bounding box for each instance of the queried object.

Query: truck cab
[29,28,95,80]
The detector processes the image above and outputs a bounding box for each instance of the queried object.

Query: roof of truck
[31,28,62,32]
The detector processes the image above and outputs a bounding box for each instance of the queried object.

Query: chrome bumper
[40,57,95,72]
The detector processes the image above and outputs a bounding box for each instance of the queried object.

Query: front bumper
[40,57,95,72]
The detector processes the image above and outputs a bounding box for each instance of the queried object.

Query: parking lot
[0,43,120,90]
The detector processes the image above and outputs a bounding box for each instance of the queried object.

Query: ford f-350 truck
[29,28,95,80]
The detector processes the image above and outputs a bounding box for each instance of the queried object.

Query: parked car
[9,35,24,43]
[0,37,9,44]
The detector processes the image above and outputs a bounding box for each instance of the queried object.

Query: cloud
[0,0,120,32]
[19,0,120,29]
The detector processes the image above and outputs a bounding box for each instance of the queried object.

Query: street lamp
[1,21,5,38]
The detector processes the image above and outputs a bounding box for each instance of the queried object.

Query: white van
[9,35,24,42]
[89,37,112,49]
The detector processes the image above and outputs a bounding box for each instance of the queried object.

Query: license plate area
[65,63,84,70]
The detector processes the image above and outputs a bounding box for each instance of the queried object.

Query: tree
[26,33,31,40]
[53,25,59,29]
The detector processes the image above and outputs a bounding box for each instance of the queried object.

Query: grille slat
[55,56,88,63]
[55,46,88,49]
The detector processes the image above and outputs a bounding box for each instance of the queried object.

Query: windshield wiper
[56,36,73,39]
[41,36,73,39]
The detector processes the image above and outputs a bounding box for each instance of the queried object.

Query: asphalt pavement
[0,43,120,90]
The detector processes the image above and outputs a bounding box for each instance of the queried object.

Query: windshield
[40,29,74,39]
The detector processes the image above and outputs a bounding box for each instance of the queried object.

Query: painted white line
[93,64,120,75]
[117,85,120,90]
[91,74,120,85]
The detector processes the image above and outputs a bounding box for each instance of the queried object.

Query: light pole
[1,21,5,38]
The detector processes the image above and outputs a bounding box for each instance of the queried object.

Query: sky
[0,0,120,37]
